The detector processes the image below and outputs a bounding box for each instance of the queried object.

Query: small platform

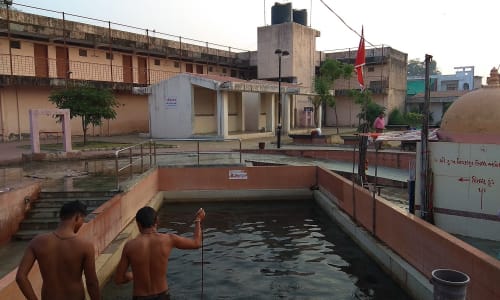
[289,134,328,144]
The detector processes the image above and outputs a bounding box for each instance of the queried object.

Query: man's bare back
[16,200,100,300]
[115,206,205,298]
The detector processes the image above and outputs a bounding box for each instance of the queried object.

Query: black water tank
[271,2,292,25]
[293,9,307,26]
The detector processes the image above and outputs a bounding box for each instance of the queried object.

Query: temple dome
[438,67,500,143]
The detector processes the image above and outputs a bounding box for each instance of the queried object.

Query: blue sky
[11,0,500,81]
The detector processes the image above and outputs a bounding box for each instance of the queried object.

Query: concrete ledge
[93,191,164,292]
[313,190,433,300]
[289,134,328,145]
[163,189,313,203]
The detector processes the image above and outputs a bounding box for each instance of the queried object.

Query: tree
[311,59,353,133]
[349,89,385,184]
[49,86,119,145]
[407,59,440,76]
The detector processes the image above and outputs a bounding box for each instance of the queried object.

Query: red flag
[355,26,365,89]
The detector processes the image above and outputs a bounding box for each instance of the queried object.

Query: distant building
[322,47,408,127]
[406,66,482,125]
[0,6,255,141]
[0,3,409,141]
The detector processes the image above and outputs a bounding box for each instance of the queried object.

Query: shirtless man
[16,200,100,300]
[114,206,205,300]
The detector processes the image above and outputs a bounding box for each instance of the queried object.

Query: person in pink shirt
[373,112,385,133]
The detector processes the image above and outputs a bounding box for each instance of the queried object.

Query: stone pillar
[265,94,274,132]
[217,91,229,138]
[29,108,72,154]
[61,109,72,152]
[282,93,290,134]
[29,109,40,153]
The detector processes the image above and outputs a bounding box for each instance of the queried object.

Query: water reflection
[103,200,411,299]
[0,159,117,191]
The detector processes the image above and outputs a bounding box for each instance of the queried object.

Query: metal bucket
[431,269,470,300]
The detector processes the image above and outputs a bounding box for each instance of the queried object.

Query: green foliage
[311,59,354,128]
[366,102,385,127]
[405,112,423,127]
[407,58,440,76]
[388,108,406,125]
[49,85,119,144]
[388,108,425,127]
[349,89,385,132]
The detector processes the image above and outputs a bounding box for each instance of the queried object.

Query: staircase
[14,190,118,241]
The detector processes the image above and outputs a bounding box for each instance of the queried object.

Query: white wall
[244,92,260,131]
[416,142,500,241]
[149,75,193,138]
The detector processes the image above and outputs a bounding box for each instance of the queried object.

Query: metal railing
[0,54,180,85]
[114,138,242,190]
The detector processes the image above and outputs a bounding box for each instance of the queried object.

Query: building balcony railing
[332,75,389,94]
[0,54,181,86]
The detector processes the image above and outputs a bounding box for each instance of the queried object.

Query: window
[230,69,237,77]
[186,63,193,73]
[79,49,87,57]
[174,61,180,68]
[196,65,203,74]
[463,83,470,90]
[222,68,227,74]
[367,66,375,72]
[208,66,213,72]
[446,84,458,91]
[106,52,114,60]
[10,40,21,49]
[154,59,161,66]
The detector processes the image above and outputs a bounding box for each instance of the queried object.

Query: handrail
[114,138,242,190]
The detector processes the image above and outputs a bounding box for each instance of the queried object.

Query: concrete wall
[243,148,414,171]
[317,167,500,300]
[149,75,193,138]
[158,166,317,191]
[0,169,160,299]
[0,86,148,139]
[0,181,41,246]
[244,92,259,131]
[2,165,500,299]
[193,86,217,134]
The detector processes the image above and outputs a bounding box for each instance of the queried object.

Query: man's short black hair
[59,200,87,220]
[136,206,157,228]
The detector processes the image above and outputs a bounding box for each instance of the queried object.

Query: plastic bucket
[431,269,470,300]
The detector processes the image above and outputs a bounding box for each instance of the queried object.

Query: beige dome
[438,67,500,143]
[440,87,500,135]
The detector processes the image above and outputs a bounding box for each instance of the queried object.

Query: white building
[148,73,302,139]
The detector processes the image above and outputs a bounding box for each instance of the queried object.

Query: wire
[200,224,204,300]
[318,0,376,48]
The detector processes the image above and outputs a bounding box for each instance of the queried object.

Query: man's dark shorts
[132,290,170,300]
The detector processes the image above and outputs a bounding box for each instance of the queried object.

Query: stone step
[39,190,118,199]
[28,206,99,218]
[32,198,109,208]
[19,218,59,231]
[13,230,50,241]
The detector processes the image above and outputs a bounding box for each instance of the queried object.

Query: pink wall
[0,181,41,246]
[317,167,500,300]
[159,166,317,191]
[2,165,500,299]
[243,149,414,170]
[0,169,160,299]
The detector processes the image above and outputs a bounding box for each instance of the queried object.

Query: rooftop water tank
[271,2,292,25]
[293,9,308,26]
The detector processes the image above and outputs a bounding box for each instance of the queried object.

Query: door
[122,55,133,83]
[34,44,49,78]
[137,57,147,84]
[56,46,69,79]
